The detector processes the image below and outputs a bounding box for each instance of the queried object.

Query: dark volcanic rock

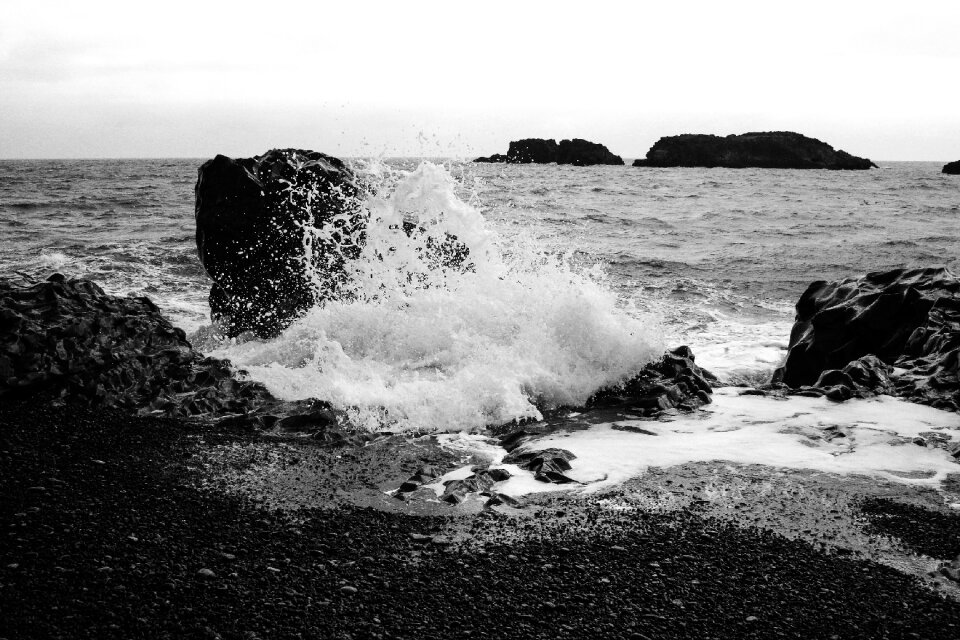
[0,275,274,417]
[196,149,365,338]
[775,267,960,411]
[557,138,624,166]
[587,345,715,415]
[473,138,623,166]
[789,355,896,402]
[633,132,876,170]
[944,160,960,175]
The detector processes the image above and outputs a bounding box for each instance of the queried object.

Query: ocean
[2,158,959,458]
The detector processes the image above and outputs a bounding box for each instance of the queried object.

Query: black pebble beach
[3,398,960,640]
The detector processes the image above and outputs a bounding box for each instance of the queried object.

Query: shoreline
[4,398,960,639]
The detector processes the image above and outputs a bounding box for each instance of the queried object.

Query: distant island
[944,160,960,175]
[474,138,624,166]
[632,131,877,170]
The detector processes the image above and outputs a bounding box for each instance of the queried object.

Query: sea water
[2,157,959,489]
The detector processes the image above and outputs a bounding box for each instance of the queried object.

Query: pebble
[340,585,358,595]
[197,568,216,579]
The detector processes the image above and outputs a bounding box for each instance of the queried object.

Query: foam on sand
[494,389,960,494]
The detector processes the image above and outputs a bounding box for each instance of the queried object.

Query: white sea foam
[679,314,792,384]
[38,249,71,270]
[215,162,664,432]
[490,389,960,495]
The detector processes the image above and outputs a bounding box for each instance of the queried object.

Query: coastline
[4,397,960,639]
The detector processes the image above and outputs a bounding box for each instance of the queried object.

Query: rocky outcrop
[943,161,960,175]
[196,149,365,338]
[474,138,624,166]
[633,132,877,170]
[473,153,509,163]
[774,268,960,411]
[508,138,559,163]
[0,275,274,417]
[557,139,625,166]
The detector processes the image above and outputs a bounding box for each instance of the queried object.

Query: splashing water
[212,162,664,432]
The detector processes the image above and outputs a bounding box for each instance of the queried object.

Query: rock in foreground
[0,275,273,417]
[196,149,365,338]
[474,138,624,165]
[774,267,960,411]
[633,132,877,170]
[944,160,960,175]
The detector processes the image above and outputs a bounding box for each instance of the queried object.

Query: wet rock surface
[4,400,960,639]
[943,160,960,175]
[774,267,960,411]
[474,138,624,165]
[586,345,715,414]
[0,274,273,418]
[632,131,876,170]
[195,149,365,338]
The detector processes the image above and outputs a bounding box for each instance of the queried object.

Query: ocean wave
[211,162,664,432]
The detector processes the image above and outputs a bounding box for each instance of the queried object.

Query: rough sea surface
[2,158,958,431]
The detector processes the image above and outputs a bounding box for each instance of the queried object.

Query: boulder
[195,149,365,338]
[943,161,960,175]
[586,345,715,415]
[774,268,960,411]
[632,132,876,170]
[473,138,623,166]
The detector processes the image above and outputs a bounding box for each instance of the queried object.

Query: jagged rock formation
[943,161,960,175]
[474,138,623,165]
[586,345,715,414]
[632,132,876,170]
[0,275,274,417]
[774,268,960,411]
[196,149,366,338]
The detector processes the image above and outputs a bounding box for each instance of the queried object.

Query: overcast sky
[1,0,958,160]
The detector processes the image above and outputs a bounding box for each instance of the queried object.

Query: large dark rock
[774,268,960,411]
[944,161,960,175]
[0,275,274,417]
[196,149,365,338]
[557,139,624,166]
[507,138,559,163]
[473,138,623,166]
[632,132,877,170]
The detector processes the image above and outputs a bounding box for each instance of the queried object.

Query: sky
[1,0,959,160]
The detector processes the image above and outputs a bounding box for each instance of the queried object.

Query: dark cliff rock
[633,132,877,170]
[0,275,274,417]
[196,149,365,338]
[943,161,960,175]
[473,138,623,166]
[774,267,960,411]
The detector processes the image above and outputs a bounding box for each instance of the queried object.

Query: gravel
[3,397,960,639]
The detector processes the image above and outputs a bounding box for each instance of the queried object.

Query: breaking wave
[211,161,663,432]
